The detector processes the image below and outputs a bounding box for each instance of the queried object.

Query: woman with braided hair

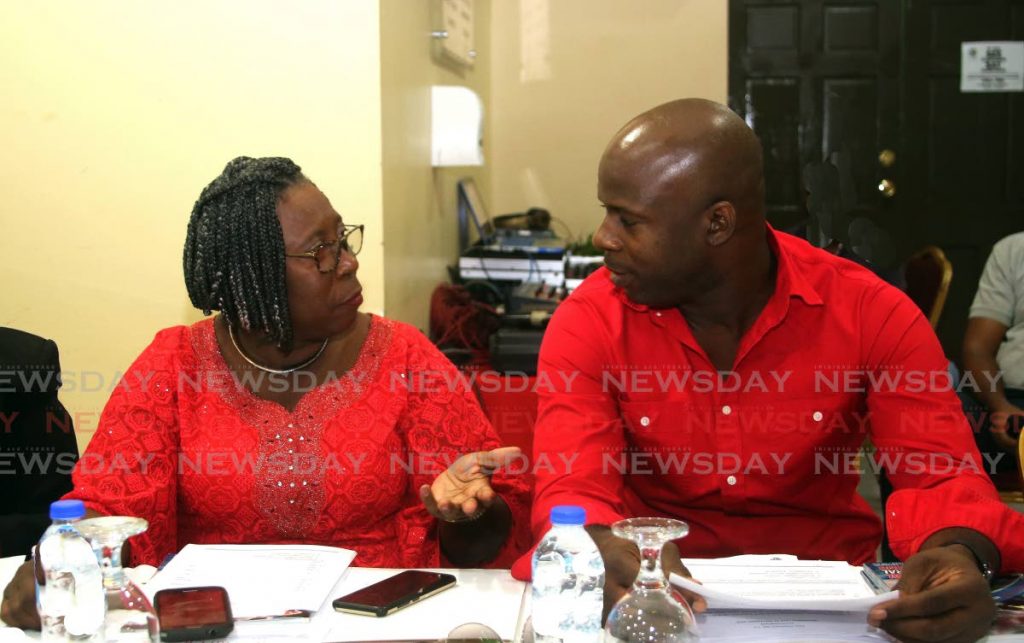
[1,157,530,630]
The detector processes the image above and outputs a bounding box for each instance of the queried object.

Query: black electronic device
[489,327,545,375]
[332,570,457,617]
[154,586,234,642]
[508,281,562,316]
[457,178,493,252]
[492,207,552,231]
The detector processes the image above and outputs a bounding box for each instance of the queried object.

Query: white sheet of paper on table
[672,556,898,612]
[144,544,355,618]
[696,609,895,642]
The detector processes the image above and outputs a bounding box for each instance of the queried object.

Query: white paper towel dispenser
[431,85,484,167]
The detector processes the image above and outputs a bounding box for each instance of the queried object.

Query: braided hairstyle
[184,156,306,349]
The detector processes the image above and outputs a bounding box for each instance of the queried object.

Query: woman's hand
[419,446,522,522]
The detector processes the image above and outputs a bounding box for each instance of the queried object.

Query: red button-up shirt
[511,228,1024,579]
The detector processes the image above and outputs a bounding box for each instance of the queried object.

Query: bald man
[511,99,1023,642]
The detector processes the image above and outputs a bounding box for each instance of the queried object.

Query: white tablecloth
[5,555,1024,642]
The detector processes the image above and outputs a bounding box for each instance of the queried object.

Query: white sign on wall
[961,41,1024,92]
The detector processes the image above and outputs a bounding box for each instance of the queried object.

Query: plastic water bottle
[531,505,605,643]
[35,499,105,642]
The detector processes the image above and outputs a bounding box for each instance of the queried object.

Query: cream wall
[0,1,384,449]
[380,0,492,331]
[488,0,728,241]
[0,0,730,450]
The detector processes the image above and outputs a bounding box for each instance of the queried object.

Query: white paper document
[696,610,894,642]
[144,544,355,619]
[672,556,898,612]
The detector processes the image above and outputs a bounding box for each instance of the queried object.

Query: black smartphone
[154,586,234,642]
[332,570,457,617]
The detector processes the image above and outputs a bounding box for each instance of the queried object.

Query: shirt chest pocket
[746,394,867,450]
[617,394,866,450]
[617,398,718,451]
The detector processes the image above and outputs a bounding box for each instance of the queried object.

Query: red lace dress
[67,316,530,567]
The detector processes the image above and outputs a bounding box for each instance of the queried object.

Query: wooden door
[730,0,1024,355]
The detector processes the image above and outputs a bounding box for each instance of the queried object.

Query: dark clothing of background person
[0,328,79,557]
[962,387,1024,480]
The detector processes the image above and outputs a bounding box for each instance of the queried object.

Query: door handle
[878,179,896,198]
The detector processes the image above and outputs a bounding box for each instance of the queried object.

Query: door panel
[823,6,878,53]
[745,78,804,225]
[822,78,879,205]
[925,82,1008,199]
[746,5,800,51]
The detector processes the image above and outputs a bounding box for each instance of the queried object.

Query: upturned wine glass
[603,517,698,643]
[77,516,160,642]
[448,621,503,641]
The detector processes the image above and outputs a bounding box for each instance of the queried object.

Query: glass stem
[634,538,668,591]
[99,542,127,591]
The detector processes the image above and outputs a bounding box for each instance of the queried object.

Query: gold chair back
[904,245,953,328]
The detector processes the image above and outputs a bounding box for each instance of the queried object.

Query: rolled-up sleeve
[862,284,1024,571]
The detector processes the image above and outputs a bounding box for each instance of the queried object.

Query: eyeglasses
[285,224,364,273]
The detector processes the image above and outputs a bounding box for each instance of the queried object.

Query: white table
[0,557,528,642]
[322,568,528,642]
[4,555,1024,642]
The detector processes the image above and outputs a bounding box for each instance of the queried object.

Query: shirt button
[722,405,732,416]
[640,416,651,427]
[726,475,737,486]
[812,411,823,422]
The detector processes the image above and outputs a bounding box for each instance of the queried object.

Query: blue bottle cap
[50,499,86,520]
[550,505,586,525]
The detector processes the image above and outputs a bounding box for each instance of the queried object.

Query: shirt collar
[610,273,649,312]
[607,223,824,312]
[766,224,824,307]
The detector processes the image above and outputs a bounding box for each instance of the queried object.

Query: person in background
[962,231,1024,481]
[2,157,529,629]
[512,99,1024,643]
[0,328,79,557]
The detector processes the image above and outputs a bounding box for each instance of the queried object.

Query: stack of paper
[694,610,893,642]
[671,555,897,612]
[667,556,898,642]
[145,544,355,619]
